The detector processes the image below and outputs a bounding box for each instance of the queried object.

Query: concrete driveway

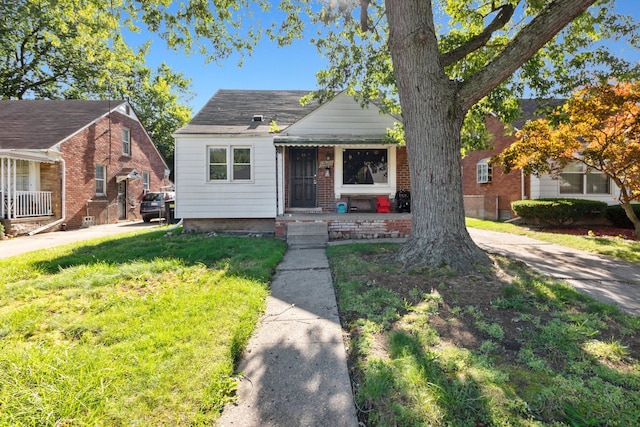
[0,221,160,259]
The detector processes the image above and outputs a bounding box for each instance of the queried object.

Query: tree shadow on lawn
[27,229,286,282]
[331,245,640,425]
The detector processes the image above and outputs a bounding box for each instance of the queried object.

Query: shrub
[511,199,607,226]
[605,204,640,229]
[0,222,4,238]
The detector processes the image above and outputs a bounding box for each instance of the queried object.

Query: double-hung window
[95,165,106,195]
[122,128,131,156]
[208,146,252,182]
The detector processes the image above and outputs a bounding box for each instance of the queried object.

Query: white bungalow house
[173,90,412,239]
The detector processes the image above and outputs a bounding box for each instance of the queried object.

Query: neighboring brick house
[1,100,170,235]
[462,113,528,220]
[462,99,622,220]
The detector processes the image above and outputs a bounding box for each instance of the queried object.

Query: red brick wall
[317,147,335,211]
[275,215,412,239]
[396,145,411,192]
[461,116,522,219]
[61,111,169,228]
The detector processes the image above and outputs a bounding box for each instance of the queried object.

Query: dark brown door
[117,181,127,220]
[289,148,317,208]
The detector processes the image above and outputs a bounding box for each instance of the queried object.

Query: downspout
[28,158,66,235]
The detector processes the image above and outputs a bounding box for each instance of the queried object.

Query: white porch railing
[1,191,53,219]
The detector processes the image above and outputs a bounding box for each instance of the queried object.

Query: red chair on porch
[375,197,391,213]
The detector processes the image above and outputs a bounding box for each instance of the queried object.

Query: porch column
[1,158,16,219]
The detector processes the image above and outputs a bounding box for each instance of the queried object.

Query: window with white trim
[559,163,610,194]
[95,165,106,195]
[208,146,252,181]
[476,158,492,183]
[142,171,150,192]
[122,128,131,156]
[15,160,30,191]
[343,149,388,185]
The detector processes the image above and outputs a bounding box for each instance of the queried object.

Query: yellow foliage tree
[497,81,640,236]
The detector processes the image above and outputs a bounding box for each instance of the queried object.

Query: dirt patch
[526,224,638,241]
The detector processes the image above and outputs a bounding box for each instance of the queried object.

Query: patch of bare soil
[339,235,640,424]
[528,224,638,241]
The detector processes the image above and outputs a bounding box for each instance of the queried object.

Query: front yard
[329,235,640,426]
[1,221,639,426]
[0,228,286,426]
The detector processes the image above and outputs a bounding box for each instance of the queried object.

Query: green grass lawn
[466,218,640,263]
[328,242,640,426]
[0,227,286,426]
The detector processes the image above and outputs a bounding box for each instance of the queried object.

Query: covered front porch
[1,155,61,236]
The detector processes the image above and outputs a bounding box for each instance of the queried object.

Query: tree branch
[458,0,597,111]
[440,2,515,67]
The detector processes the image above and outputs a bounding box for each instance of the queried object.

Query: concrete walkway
[217,246,358,427]
[468,228,640,316]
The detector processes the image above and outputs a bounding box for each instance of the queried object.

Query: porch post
[276,147,285,215]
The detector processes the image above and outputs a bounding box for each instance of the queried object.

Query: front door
[117,181,127,220]
[289,148,317,208]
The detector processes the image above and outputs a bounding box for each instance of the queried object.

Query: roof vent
[252,115,264,122]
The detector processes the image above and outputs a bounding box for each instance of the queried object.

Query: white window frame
[476,158,492,184]
[207,145,253,183]
[559,163,611,195]
[142,171,150,193]
[95,164,106,195]
[334,145,396,198]
[122,128,131,156]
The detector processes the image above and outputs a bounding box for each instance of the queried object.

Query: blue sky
[139,1,640,115]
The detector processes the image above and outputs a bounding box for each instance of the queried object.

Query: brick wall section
[61,111,168,229]
[461,116,523,219]
[275,214,412,240]
[317,147,335,211]
[396,145,411,191]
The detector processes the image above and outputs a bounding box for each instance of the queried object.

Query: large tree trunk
[386,1,490,274]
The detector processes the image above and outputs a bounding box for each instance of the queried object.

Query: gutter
[28,157,66,235]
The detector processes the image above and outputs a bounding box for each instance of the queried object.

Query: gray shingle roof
[0,100,126,150]
[175,90,321,135]
[516,98,565,129]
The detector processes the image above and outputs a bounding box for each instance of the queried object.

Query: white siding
[283,92,398,136]
[175,135,276,218]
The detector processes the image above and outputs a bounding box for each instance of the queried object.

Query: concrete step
[286,222,328,247]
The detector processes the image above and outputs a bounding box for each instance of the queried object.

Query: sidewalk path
[0,221,159,259]
[217,247,358,427]
[468,228,640,316]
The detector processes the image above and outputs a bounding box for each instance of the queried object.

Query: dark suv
[140,191,175,222]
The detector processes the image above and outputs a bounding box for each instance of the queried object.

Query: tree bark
[386,0,490,273]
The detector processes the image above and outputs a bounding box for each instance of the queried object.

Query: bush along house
[462,99,622,221]
[173,90,412,241]
[0,100,170,236]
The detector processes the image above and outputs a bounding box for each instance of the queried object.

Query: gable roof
[0,100,126,150]
[174,90,322,135]
[515,98,565,129]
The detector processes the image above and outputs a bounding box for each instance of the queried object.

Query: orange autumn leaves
[498,81,640,202]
